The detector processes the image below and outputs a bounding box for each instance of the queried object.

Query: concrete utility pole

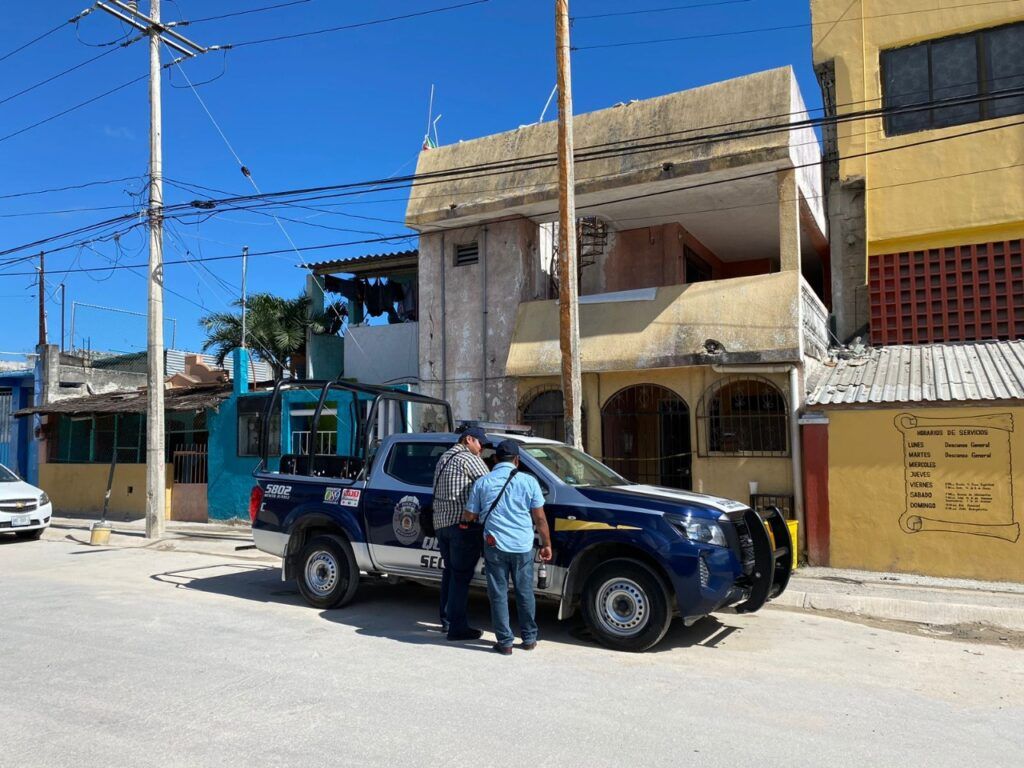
[37,252,46,347]
[555,0,583,449]
[95,0,216,539]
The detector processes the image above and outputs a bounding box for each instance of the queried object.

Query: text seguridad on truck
[248,380,793,652]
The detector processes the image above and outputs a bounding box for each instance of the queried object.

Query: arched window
[697,377,788,457]
[600,384,691,489]
[520,389,566,442]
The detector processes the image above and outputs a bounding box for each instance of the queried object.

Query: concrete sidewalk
[778,566,1024,632]
[42,516,1024,632]
[45,515,275,562]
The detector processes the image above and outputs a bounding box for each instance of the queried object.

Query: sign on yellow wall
[895,413,1019,543]
[828,407,1024,582]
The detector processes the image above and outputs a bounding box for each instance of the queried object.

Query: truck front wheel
[297,534,360,609]
[581,560,672,652]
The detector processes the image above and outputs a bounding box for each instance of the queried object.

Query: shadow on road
[150,562,744,653]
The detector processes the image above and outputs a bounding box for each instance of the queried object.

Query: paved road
[2,537,1021,768]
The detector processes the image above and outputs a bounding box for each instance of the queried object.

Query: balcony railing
[801,280,830,360]
[290,430,337,456]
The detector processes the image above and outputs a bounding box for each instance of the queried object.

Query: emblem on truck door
[393,495,422,545]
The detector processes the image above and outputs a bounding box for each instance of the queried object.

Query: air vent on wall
[454,242,479,266]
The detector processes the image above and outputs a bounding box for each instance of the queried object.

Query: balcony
[506,273,825,376]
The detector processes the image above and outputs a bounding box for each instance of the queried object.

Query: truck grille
[0,499,37,513]
[732,517,756,576]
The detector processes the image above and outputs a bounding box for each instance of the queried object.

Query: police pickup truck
[249,381,792,652]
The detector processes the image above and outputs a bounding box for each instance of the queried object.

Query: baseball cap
[495,439,520,460]
[461,426,490,445]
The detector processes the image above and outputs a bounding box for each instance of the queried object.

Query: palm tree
[200,293,346,379]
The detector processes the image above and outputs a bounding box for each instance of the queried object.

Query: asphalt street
[1,537,1021,768]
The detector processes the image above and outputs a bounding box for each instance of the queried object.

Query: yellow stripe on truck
[555,519,642,532]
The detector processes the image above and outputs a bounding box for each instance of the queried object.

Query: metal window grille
[454,242,479,267]
[600,384,691,489]
[697,376,789,458]
[172,444,208,484]
[47,411,207,464]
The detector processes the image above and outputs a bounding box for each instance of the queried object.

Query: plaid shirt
[431,443,489,530]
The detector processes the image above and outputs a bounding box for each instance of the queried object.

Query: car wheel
[296,534,360,609]
[581,560,672,652]
[14,528,44,541]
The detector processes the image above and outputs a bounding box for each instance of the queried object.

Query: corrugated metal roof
[16,383,233,417]
[807,341,1024,406]
[165,349,274,383]
[307,250,418,275]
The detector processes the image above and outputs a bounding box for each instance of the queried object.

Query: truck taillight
[249,486,264,523]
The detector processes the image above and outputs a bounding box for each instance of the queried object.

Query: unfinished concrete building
[404,67,830,512]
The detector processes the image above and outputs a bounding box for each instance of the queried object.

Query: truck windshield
[522,445,626,488]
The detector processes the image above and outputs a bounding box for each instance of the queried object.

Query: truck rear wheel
[581,560,672,652]
[297,534,360,609]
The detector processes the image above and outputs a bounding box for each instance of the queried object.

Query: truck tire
[581,560,672,652]
[296,534,360,609]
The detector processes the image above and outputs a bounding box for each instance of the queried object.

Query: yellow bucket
[786,520,799,570]
[90,522,112,546]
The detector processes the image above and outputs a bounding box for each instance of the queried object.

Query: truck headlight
[39,492,50,506]
[668,514,727,547]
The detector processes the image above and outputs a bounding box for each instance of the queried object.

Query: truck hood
[576,484,747,518]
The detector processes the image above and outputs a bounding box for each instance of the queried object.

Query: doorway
[601,384,691,489]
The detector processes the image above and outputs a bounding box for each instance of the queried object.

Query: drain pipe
[711,363,805,558]
[440,232,447,404]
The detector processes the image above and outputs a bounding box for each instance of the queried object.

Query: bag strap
[433,447,463,499]
[479,468,519,525]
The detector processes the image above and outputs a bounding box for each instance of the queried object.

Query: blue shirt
[466,462,545,553]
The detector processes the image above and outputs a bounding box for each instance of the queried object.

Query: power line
[4,86,1023,264]
[0,72,148,145]
[0,10,92,65]
[229,0,491,48]
[184,0,314,24]
[573,0,1024,49]
[0,45,130,108]
[573,0,753,21]
[0,176,145,202]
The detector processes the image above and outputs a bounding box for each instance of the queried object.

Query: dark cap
[495,439,520,460]
[461,426,489,445]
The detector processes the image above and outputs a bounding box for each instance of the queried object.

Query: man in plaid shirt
[431,426,489,641]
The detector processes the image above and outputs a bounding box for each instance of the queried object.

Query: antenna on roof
[538,83,557,123]
[423,84,437,150]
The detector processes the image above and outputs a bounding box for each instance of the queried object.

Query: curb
[773,589,1024,632]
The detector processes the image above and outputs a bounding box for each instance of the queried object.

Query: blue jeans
[436,525,483,634]
[483,547,537,648]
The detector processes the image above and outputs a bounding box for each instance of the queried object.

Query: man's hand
[462,511,478,523]
[538,545,553,562]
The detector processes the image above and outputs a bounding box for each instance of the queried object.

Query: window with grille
[454,242,479,266]
[237,396,280,457]
[697,377,788,457]
[46,411,207,464]
[881,22,1024,136]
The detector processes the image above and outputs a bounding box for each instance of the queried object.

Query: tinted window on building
[882,22,1024,135]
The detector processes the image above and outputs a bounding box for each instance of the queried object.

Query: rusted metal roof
[307,250,418,276]
[15,383,233,417]
[807,341,1024,406]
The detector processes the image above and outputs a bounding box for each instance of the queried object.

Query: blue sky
[0,0,818,358]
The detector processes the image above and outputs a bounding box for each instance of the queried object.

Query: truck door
[362,439,452,573]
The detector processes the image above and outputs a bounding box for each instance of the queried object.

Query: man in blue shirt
[465,439,552,655]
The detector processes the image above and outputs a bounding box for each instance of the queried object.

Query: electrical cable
[228,0,490,48]
[0,12,89,65]
[185,0,314,24]
[573,0,1024,49]
[573,0,753,20]
[0,46,127,109]
[0,176,145,202]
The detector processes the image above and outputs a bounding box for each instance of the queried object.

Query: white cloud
[103,125,136,141]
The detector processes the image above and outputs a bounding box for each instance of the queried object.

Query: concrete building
[405,67,830,521]
[805,2,1024,581]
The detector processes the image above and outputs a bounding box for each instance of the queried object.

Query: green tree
[199,293,345,379]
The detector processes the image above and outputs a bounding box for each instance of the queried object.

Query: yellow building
[811,0,1024,342]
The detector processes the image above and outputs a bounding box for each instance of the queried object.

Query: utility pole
[37,252,46,347]
[241,246,249,350]
[95,0,217,539]
[555,0,582,449]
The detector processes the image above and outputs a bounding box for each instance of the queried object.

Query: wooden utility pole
[555,0,582,449]
[37,252,46,347]
[95,0,215,539]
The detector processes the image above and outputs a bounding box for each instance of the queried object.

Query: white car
[0,464,52,541]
